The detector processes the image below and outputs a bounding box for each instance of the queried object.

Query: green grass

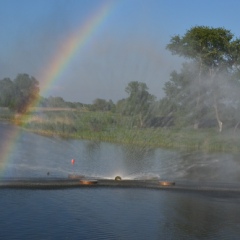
[0,107,15,121]
[1,108,240,153]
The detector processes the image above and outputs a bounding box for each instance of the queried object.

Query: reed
[4,109,240,153]
[0,107,15,121]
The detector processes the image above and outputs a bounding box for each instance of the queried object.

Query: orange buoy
[71,159,75,165]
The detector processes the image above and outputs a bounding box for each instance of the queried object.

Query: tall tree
[166,26,240,131]
[91,98,115,111]
[163,62,214,127]
[12,74,39,113]
[0,78,14,107]
[47,96,66,108]
[124,81,156,127]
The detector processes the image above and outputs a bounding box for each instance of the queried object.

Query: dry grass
[28,107,80,112]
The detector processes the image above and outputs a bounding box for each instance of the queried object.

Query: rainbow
[0,124,20,178]
[39,0,114,98]
[0,1,115,178]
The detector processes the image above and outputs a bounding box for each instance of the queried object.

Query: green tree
[90,98,115,112]
[11,74,39,113]
[166,26,240,131]
[163,62,213,127]
[124,81,156,127]
[47,96,66,108]
[225,71,240,130]
[116,98,126,113]
[0,78,14,107]
[107,99,116,112]
[92,98,109,111]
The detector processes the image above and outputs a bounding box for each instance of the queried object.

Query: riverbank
[1,108,240,152]
[25,125,240,153]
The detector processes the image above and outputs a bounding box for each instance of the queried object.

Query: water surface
[0,123,240,239]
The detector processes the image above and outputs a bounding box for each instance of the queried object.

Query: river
[0,123,240,239]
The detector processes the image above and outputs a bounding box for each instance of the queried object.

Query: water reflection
[1,124,240,239]
[1,187,240,239]
[1,123,240,183]
[171,193,240,239]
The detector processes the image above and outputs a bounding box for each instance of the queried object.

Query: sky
[1,0,240,104]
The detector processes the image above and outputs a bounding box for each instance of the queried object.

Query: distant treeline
[38,96,84,109]
[2,26,240,131]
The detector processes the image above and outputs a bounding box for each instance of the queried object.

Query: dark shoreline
[1,178,240,197]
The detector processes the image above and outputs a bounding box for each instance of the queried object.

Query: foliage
[90,98,116,112]
[19,109,240,153]
[0,107,15,121]
[0,74,40,113]
[38,96,84,109]
[2,27,240,133]
[44,96,66,108]
[166,26,240,130]
[0,78,14,108]
[122,81,156,127]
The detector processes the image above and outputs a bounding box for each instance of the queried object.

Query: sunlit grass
[0,107,15,121]
[1,108,240,153]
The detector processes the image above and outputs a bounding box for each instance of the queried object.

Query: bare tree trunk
[234,121,240,133]
[139,113,144,128]
[194,60,203,129]
[213,103,222,132]
[210,66,222,132]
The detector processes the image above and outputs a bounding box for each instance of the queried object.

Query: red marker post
[71,159,75,165]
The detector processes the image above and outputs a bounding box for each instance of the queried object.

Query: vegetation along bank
[1,26,240,152]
